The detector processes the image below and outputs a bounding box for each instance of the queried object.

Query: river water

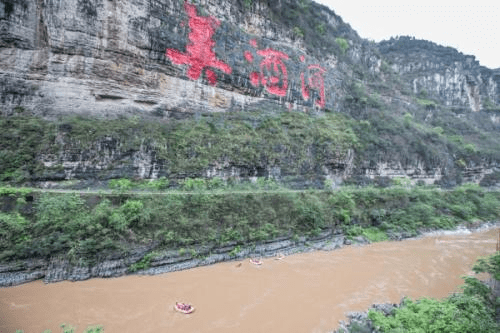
[1,228,497,333]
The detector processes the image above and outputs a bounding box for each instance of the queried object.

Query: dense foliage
[1,184,499,264]
[472,252,500,281]
[264,0,360,57]
[368,294,499,333]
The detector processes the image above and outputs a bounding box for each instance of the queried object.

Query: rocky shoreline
[330,301,404,333]
[0,228,344,287]
[332,295,498,333]
[1,222,498,288]
[328,222,500,333]
[329,277,500,333]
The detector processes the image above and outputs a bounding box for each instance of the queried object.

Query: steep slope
[378,36,500,113]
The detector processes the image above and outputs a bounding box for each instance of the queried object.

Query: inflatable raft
[175,302,195,314]
[249,258,262,265]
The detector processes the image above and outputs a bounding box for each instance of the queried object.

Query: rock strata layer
[2,222,498,288]
[0,229,345,287]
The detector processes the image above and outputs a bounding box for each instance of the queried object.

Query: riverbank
[1,221,499,287]
[1,184,499,287]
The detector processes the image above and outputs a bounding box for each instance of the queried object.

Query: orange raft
[175,302,195,314]
[249,258,262,265]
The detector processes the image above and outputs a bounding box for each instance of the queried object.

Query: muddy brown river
[1,228,497,333]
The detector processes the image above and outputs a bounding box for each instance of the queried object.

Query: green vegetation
[315,23,325,35]
[161,110,357,175]
[1,100,497,193]
[104,176,283,192]
[472,252,500,280]
[344,97,500,188]
[344,82,382,109]
[344,225,388,242]
[16,324,104,333]
[368,295,498,332]
[416,97,438,109]
[0,112,358,182]
[108,178,133,191]
[368,252,500,333]
[129,251,160,272]
[297,0,310,10]
[0,115,56,182]
[432,126,444,135]
[229,245,242,257]
[335,37,349,54]
[108,177,170,192]
[60,324,76,333]
[1,184,499,265]
[403,112,413,128]
[483,97,500,111]
[293,26,304,38]
[380,61,392,74]
[266,0,359,57]
[0,186,32,196]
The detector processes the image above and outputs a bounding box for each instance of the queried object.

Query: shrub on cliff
[0,212,30,260]
[369,295,498,333]
[335,37,349,54]
[473,252,500,281]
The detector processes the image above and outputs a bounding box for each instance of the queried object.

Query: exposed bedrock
[1,1,499,186]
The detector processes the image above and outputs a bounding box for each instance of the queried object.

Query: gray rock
[372,303,397,316]
[0,231,348,286]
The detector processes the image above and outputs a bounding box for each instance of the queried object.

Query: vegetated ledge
[1,222,498,288]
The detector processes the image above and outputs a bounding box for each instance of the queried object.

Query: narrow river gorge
[1,227,497,333]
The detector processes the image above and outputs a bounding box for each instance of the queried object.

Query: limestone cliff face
[0,0,351,117]
[0,1,499,187]
[0,0,363,185]
[378,37,500,112]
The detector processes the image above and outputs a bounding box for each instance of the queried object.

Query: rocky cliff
[0,0,353,116]
[0,0,499,187]
[378,36,500,113]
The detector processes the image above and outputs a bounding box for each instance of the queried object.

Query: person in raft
[250,258,262,264]
[176,302,192,311]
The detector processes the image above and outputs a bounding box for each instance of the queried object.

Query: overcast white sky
[315,1,500,69]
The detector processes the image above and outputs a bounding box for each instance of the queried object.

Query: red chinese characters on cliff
[246,39,289,97]
[164,5,328,107]
[301,64,326,108]
[166,3,232,86]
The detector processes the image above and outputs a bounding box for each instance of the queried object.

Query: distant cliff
[378,36,500,112]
